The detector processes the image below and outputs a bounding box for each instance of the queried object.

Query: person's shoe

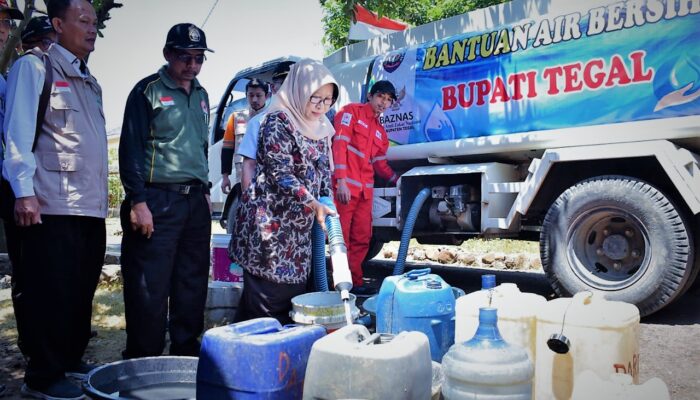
[20,377,85,400]
[65,361,99,380]
[350,284,377,296]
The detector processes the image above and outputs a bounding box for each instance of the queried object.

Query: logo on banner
[383,52,405,73]
[424,103,455,142]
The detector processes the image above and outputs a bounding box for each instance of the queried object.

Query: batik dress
[229,110,332,284]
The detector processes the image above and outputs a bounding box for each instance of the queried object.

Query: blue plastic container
[376,268,455,362]
[196,318,326,399]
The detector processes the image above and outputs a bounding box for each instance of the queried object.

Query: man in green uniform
[118,23,213,358]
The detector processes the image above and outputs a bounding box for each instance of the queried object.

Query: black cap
[0,0,24,20]
[165,23,214,53]
[370,80,397,100]
[272,61,295,81]
[21,16,54,41]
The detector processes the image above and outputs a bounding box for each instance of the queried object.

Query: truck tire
[540,176,694,317]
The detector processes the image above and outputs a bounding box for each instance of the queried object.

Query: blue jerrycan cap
[405,268,431,280]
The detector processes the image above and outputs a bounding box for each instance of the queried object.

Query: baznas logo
[383,52,405,73]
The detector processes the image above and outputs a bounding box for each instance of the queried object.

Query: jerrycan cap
[426,279,442,289]
[406,268,431,280]
[547,333,571,354]
[481,274,496,289]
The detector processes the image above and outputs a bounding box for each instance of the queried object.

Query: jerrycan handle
[406,268,431,280]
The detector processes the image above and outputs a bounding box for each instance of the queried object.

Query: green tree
[0,0,122,72]
[320,0,509,53]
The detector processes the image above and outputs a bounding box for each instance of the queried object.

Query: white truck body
[323,0,700,315]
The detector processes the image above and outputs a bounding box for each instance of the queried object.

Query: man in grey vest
[3,0,107,398]
[119,23,212,360]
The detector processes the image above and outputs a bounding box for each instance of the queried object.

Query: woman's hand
[309,199,336,231]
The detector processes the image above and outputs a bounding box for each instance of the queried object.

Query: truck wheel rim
[566,206,650,290]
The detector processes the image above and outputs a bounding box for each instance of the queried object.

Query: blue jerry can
[197,317,326,399]
[376,268,456,362]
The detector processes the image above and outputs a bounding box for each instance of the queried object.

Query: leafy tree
[320,0,509,53]
[0,0,122,72]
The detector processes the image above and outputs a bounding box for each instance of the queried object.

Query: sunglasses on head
[174,52,206,64]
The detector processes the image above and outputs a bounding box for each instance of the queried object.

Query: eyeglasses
[309,96,334,106]
[174,53,206,64]
[0,19,13,29]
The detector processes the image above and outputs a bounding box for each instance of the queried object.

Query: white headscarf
[265,58,339,141]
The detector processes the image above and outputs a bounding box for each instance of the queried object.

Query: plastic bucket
[83,356,197,400]
[204,281,243,329]
[290,291,359,332]
[210,234,243,283]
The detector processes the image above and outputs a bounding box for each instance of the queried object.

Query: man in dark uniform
[118,23,213,359]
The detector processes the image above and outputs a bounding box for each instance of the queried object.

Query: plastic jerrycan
[376,268,455,362]
[303,324,432,400]
[535,291,640,400]
[197,317,326,399]
[572,370,670,400]
[456,274,546,364]
[442,307,534,399]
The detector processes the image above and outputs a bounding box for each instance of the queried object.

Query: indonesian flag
[348,4,408,41]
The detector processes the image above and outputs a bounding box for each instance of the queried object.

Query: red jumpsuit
[332,103,398,286]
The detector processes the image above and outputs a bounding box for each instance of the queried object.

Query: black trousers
[120,187,211,358]
[234,270,310,325]
[10,215,105,387]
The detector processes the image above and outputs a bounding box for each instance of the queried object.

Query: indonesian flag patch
[54,81,71,93]
[160,96,175,106]
[201,100,208,114]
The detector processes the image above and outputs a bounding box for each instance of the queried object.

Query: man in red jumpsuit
[333,81,399,294]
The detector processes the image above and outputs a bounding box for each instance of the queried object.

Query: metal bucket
[290,291,360,332]
[83,356,197,400]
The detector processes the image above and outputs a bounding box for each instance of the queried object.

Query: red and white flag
[348,4,408,41]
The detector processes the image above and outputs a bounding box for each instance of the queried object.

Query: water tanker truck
[322,0,700,316]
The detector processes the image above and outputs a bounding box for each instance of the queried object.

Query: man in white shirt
[3,1,107,398]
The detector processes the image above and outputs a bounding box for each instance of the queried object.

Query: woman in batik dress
[229,58,339,324]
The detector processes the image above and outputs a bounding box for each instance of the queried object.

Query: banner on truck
[371,1,700,145]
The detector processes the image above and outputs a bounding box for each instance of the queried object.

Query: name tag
[357,119,369,129]
[54,81,71,93]
[160,96,175,106]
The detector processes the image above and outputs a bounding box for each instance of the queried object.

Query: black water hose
[393,187,432,275]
